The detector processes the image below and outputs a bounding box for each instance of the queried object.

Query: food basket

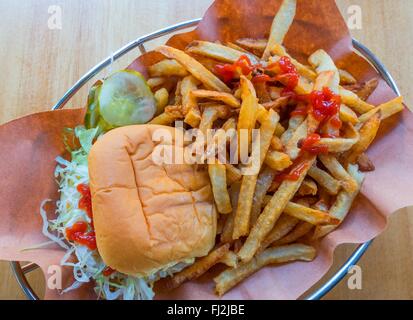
[11,18,401,300]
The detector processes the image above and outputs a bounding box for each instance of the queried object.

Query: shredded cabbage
[40,126,191,300]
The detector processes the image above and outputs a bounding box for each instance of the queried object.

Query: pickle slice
[98,70,156,126]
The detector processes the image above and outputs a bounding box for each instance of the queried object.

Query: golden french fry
[308,50,340,92]
[270,44,317,80]
[149,110,180,125]
[315,124,360,153]
[272,222,314,246]
[181,76,199,113]
[262,96,289,111]
[236,38,268,54]
[154,88,169,115]
[340,104,359,125]
[225,41,251,54]
[147,77,166,88]
[208,164,232,214]
[258,215,299,253]
[262,0,297,59]
[225,164,242,185]
[156,45,231,93]
[149,59,189,77]
[163,244,230,291]
[219,251,239,268]
[221,182,241,243]
[285,119,308,160]
[345,112,381,164]
[191,89,240,108]
[338,69,357,85]
[275,123,286,137]
[281,113,305,144]
[357,153,375,172]
[314,164,364,239]
[270,135,284,151]
[238,75,259,147]
[214,244,316,296]
[308,166,340,195]
[318,154,358,193]
[186,40,259,64]
[284,202,339,225]
[199,107,220,136]
[233,110,279,239]
[356,78,379,101]
[339,88,375,114]
[238,156,316,262]
[358,96,404,123]
[298,178,318,196]
[250,167,276,227]
[184,107,202,128]
[264,150,292,171]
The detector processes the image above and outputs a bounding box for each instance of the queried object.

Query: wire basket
[11,18,401,300]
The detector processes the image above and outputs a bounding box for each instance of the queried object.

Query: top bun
[88,125,216,276]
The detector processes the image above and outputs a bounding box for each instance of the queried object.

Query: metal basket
[11,18,401,300]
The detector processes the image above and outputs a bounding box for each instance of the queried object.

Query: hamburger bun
[88,125,216,276]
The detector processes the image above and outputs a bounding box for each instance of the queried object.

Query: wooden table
[0,0,412,300]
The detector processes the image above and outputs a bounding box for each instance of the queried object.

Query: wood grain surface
[0,0,412,300]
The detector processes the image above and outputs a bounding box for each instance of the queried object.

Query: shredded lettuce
[40,125,192,300]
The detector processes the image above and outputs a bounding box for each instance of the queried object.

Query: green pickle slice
[98,70,156,127]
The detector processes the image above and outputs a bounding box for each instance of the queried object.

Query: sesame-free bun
[88,125,216,276]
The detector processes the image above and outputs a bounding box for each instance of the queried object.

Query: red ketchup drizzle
[215,55,254,84]
[299,133,329,155]
[65,184,96,250]
[102,266,116,277]
[309,87,341,122]
[274,158,310,182]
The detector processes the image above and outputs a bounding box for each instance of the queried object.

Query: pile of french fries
[150,0,404,296]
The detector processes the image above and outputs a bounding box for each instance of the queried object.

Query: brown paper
[0,0,411,300]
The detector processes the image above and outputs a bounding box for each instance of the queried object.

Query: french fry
[284,202,339,225]
[258,215,299,253]
[340,104,359,125]
[163,244,230,291]
[356,78,379,101]
[233,110,279,239]
[281,113,305,144]
[154,88,169,115]
[186,40,259,65]
[344,112,381,164]
[270,44,317,81]
[275,123,286,137]
[149,59,189,77]
[297,178,318,196]
[262,0,297,60]
[156,45,231,93]
[339,88,375,114]
[236,38,268,55]
[308,50,340,92]
[191,89,241,108]
[225,41,252,54]
[149,110,180,125]
[358,96,404,123]
[184,108,202,128]
[308,166,340,195]
[199,107,220,136]
[285,119,308,159]
[238,156,316,262]
[270,135,284,151]
[208,164,232,214]
[217,215,227,235]
[147,77,166,89]
[214,244,316,296]
[272,222,314,246]
[219,251,238,268]
[181,76,201,127]
[313,164,364,239]
[264,150,292,171]
[250,167,276,227]
[318,154,358,193]
[357,153,375,172]
[338,69,357,85]
[237,76,259,147]
[262,96,289,111]
[221,182,241,244]
[225,164,242,185]
[315,124,360,153]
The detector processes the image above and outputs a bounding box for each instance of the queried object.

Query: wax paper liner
[0,0,411,300]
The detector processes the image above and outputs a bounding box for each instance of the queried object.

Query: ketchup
[277,56,299,91]
[274,158,310,182]
[215,55,253,83]
[65,221,97,250]
[65,184,97,250]
[299,133,329,155]
[309,87,341,122]
[290,104,309,117]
